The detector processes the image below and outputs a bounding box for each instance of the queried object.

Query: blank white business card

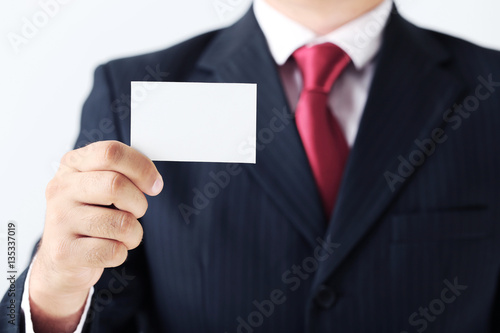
[131,82,256,163]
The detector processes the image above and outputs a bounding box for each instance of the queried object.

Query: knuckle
[108,172,126,198]
[85,243,113,267]
[101,141,123,167]
[45,178,61,200]
[110,242,128,266]
[117,212,134,238]
[132,192,148,218]
[60,151,74,166]
[60,149,82,168]
[128,223,144,249]
[137,199,148,218]
[85,211,133,241]
[86,214,109,237]
[85,248,105,267]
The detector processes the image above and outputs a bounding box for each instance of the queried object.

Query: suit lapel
[194,7,466,267]
[195,9,325,248]
[313,12,467,286]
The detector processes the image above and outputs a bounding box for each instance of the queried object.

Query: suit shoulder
[426,29,500,72]
[432,30,500,56]
[101,29,220,84]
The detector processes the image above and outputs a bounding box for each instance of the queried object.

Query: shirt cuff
[21,259,95,333]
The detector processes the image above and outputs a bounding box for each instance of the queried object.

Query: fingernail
[152,177,163,195]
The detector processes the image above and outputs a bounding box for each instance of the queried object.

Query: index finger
[62,141,163,196]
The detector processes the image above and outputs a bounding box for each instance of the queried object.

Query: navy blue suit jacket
[3,6,500,333]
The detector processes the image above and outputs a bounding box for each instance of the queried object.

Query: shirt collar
[253,0,393,69]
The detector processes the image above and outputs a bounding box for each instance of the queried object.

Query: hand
[29,141,163,332]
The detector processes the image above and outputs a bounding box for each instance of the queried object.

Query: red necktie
[293,43,351,218]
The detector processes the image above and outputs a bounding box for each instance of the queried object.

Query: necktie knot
[293,43,351,93]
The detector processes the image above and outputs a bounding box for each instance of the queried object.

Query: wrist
[30,276,90,320]
[29,254,91,317]
[29,288,89,333]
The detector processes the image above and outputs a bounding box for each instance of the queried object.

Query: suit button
[314,285,337,309]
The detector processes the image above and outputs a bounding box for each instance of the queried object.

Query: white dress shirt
[254,0,392,146]
[21,259,94,333]
[22,1,393,331]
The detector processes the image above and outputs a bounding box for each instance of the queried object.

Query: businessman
[2,0,500,332]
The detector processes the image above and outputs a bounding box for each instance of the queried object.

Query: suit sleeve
[20,261,94,333]
[75,64,157,332]
[0,269,27,333]
[491,273,500,332]
[0,239,42,332]
[74,64,128,147]
[0,65,155,333]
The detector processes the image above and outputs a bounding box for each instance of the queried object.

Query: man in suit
[2,0,499,332]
